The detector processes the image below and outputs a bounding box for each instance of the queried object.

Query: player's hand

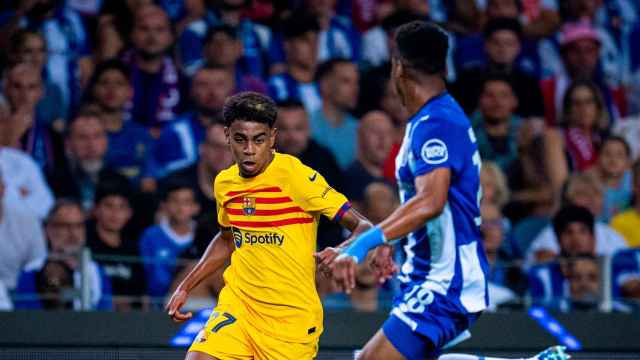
[165,288,193,322]
[331,254,358,294]
[314,247,340,277]
[370,245,398,284]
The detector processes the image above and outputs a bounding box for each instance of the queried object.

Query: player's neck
[404,79,446,116]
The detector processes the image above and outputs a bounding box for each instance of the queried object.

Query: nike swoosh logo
[309,172,318,181]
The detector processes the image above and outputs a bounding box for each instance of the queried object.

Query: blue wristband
[343,226,386,264]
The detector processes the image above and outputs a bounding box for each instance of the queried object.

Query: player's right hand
[165,288,193,322]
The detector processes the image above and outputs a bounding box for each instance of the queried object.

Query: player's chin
[240,162,260,176]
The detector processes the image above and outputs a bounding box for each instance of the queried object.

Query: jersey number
[210,312,236,333]
[399,285,435,313]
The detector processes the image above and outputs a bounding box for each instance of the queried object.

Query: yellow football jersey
[214,152,350,343]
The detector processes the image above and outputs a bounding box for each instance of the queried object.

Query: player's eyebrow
[251,132,267,140]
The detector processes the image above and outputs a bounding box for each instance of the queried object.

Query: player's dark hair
[45,198,85,225]
[394,21,449,76]
[276,99,305,111]
[315,58,353,83]
[601,135,631,158]
[483,17,523,39]
[160,178,196,202]
[222,91,277,128]
[282,11,320,40]
[552,205,595,238]
[204,24,239,43]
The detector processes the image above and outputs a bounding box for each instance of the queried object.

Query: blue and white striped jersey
[395,92,489,314]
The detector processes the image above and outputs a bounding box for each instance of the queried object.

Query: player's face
[93,69,132,112]
[94,195,132,233]
[226,120,277,177]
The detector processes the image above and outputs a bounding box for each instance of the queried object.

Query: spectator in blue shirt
[177,0,275,79]
[148,64,235,180]
[139,179,199,303]
[123,5,186,134]
[14,199,112,310]
[306,0,361,62]
[87,59,155,186]
[267,12,322,114]
[309,58,360,169]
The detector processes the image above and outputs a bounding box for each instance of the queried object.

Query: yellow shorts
[188,293,318,360]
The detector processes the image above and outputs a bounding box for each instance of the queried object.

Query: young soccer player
[165,92,372,359]
[320,21,570,360]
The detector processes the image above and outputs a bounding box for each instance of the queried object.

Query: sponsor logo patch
[421,139,448,164]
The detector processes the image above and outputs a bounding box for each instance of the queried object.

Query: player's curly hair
[222,92,278,128]
[395,20,449,76]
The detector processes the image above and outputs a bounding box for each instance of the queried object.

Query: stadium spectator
[178,0,274,79]
[7,29,66,128]
[306,0,361,62]
[540,21,625,126]
[481,201,525,310]
[0,0,91,116]
[361,10,424,70]
[586,136,633,222]
[0,167,47,291]
[450,18,545,117]
[0,280,12,310]
[361,181,398,225]
[480,161,510,209]
[310,59,360,169]
[267,12,322,113]
[124,5,186,133]
[485,0,560,38]
[611,160,640,247]
[139,180,199,302]
[14,200,112,310]
[1,62,63,170]
[566,255,601,311]
[343,111,394,206]
[86,179,144,311]
[471,75,523,173]
[161,122,233,218]
[611,249,640,311]
[275,100,342,189]
[47,113,129,210]
[193,25,267,93]
[87,60,155,185]
[543,79,610,197]
[148,65,234,180]
[525,175,627,267]
[275,100,344,250]
[0,146,54,219]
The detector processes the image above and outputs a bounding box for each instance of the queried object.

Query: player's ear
[269,127,278,148]
[224,126,230,144]
[391,56,404,78]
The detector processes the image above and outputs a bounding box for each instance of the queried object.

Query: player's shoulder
[213,165,239,194]
[272,153,320,183]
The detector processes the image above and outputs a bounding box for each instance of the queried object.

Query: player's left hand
[331,254,358,294]
[314,247,340,277]
[370,245,398,284]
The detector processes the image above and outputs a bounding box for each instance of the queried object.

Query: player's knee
[356,347,379,360]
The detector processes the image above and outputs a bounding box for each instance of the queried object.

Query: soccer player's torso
[214,153,324,342]
[394,93,489,313]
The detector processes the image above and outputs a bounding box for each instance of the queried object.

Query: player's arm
[165,228,235,322]
[329,169,449,292]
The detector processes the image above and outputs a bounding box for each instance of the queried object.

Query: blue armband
[342,226,386,264]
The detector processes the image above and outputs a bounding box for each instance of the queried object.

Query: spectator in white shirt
[0,167,47,290]
[0,146,54,219]
[525,172,627,268]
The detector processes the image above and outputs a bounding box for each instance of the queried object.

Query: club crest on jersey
[242,196,256,216]
[421,139,448,164]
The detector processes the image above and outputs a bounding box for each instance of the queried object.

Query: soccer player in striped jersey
[165,91,372,360]
[320,21,570,360]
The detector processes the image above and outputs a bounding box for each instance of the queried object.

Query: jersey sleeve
[290,161,351,222]
[410,118,465,177]
[213,176,231,229]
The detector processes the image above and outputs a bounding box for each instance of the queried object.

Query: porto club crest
[242,196,256,216]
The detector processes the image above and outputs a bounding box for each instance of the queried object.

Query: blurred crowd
[0,0,640,313]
